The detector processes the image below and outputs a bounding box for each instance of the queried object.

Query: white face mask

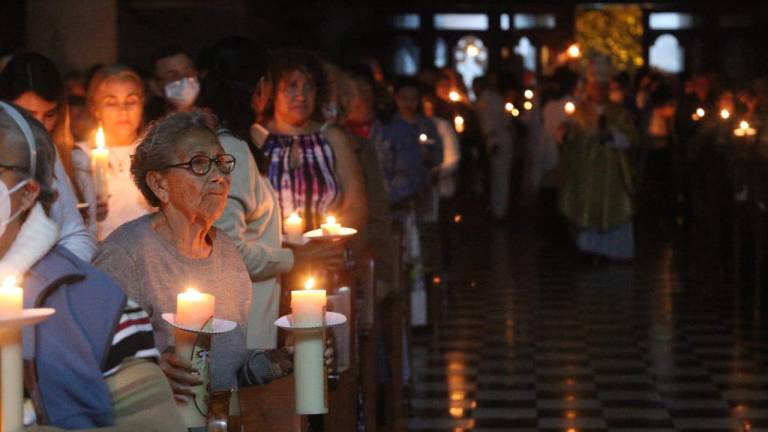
[0,179,30,239]
[164,77,200,110]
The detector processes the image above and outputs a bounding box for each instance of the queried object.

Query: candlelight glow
[740,120,750,130]
[524,89,534,100]
[2,276,17,291]
[523,101,533,111]
[505,102,514,113]
[696,107,705,118]
[304,277,316,290]
[287,212,301,223]
[449,91,461,102]
[454,115,465,133]
[720,109,731,120]
[511,108,520,117]
[466,44,479,58]
[325,216,336,225]
[564,101,576,115]
[95,126,106,150]
[419,133,428,143]
[183,287,203,299]
[567,43,581,58]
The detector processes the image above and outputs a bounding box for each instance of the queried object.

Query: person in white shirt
[72,65,151,241]
[0,52,96,260]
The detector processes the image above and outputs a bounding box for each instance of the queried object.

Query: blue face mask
[164,77,200,110]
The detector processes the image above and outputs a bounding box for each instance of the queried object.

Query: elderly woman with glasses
[93,110,266,403]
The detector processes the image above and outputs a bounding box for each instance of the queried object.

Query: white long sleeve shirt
[51,151,96,261]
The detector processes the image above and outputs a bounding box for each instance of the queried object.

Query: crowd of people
[0,34,762,430]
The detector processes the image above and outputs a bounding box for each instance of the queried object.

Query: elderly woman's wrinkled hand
[159,351,204,403]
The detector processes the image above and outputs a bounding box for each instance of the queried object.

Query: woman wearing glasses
[93,110,261,402]
[72,65,149,240]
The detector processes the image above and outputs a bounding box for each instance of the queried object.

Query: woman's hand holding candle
[159,351,204,403]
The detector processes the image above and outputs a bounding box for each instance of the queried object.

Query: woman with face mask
[0,52,96,261]
[0,102,184,431]
[71,65,150,241]
[144,46,200,124]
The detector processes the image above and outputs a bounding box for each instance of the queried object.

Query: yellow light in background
[511,108,520,117]
[453,214,463,223]
[466,44,479,58]
[567,43,581,58]
[523,101,533,111]
[524,89,534,100]
[696,107,705,118]
[505,102,514,113]
[454,115,465,133]
[449,407,464,418]
[740,120,750,130]
[720,109,731,120]
[449,91,461,102]
[564,101,576,115]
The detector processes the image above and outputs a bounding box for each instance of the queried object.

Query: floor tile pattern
[407,226,768,431]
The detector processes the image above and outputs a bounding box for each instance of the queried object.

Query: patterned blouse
[262,130,341,231]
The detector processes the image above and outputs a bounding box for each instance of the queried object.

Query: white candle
[175,288,215,428]
[0,276,23,431]
[320,216,342,236]
[291,278,328,414]
[0,276,22,318]
[291,278,326,328]
[91,127,110,202]
[284,212,304,244]
[454,116,465,134]
[176,288,215,330]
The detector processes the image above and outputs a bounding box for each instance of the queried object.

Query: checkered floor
[407,224,768,431]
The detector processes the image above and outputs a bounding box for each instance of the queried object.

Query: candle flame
[466,44,479,58]
[304,277,316,290]
[1,276,17,290]
[419,133,428,142]
[523,101,533,111]
[564,101,576,115]
[287,212,301,222]
[505,102,514,113]
[325,215,336,225]
[511,108,520,117]
[567,43,581,58]
[454,116,464,126]
[740,120,750,130]
[720,109,731,120]
[696,107,705,117]
[184,287,202,299]
[96,126,106,150]
[449,91,460,102]
[524,89,534,100]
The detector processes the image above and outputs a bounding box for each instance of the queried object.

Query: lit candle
[466,44,479,57]
[734,120,757,137]
[320,215,342,236]
[91,126,110,202]
[696,107,706,118]
[720,109,731,120]
[505,102,514,113]
[511,108,520,117]
[0,276,23,431]
[284,212,304,244]
[174,288,215,428]
[567,43,581,58]
[564,101,576,116]
[291,278,328,414]
[524,89,534,100]
[523,101,533,111]
[449,90,461,102]
[454,116,465,133]
[176,288,215,330]
[0,276,22,318]
[419,133,428,143]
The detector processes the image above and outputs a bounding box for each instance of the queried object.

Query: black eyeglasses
[163,154,236,176]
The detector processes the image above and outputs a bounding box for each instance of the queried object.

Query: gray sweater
[93,215,252,390]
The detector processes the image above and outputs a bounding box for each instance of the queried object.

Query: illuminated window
[649,34,683,73]
[393,36,419,76]
[454,36,488,100]
[649,12,694,30]
[434,14,489,30]
[392,14,420,30]
[500,13,510,30]
[513,13,556,30]
[514,36,537,72]
[435,37,448,68]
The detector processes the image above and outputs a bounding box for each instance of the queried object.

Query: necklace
[110,147,132,173]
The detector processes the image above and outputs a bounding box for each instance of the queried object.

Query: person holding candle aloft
[72,65,150,241]
[0,103,184,431]
[198,38,346,353]
[0,52,96,262]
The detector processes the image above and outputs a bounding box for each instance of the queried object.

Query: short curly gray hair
[130,110,218,207]
[0,104,58,213]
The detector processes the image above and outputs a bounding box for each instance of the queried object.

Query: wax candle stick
[320,216,342,236]
[175,288,215,428]
[291,278,328,414]
[284,212,304,244]
[0,276,23,430]
[91,126,110,202]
